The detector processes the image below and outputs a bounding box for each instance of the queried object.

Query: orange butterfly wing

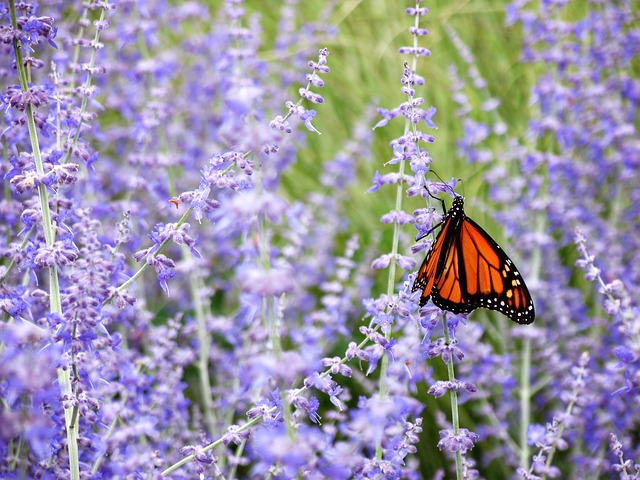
[454,216,534,324]
[412,213,460,309]
[412,196,535,324]
[430,231,476,315]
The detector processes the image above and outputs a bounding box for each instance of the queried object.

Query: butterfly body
[412,196,535,324]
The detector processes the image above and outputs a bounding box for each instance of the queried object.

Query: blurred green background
[207,1,538,476]
[242,0,536,273]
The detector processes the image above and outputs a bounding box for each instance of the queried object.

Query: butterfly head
[449,195,465,218]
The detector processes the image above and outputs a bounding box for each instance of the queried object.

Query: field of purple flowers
[1,0,639,478]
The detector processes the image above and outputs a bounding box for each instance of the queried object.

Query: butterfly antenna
[427,169,459,198]
[429,168,446,185]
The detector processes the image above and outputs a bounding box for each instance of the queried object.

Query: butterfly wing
[413,195,535,324]
[412,214,455,307]
[455,216,535,324]
[429,231,476,315]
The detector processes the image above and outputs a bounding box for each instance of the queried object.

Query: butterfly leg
[415,187,448,239]
[425,186,447,211]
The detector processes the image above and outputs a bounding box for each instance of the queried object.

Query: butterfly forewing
[412,216,453,307]
[458,217,535,324]
[431,236,475,314]
[413,195,535,324]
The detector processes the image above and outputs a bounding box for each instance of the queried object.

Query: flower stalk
[442,318,463,479]
[375,2,426,461]
[8,1,79,479]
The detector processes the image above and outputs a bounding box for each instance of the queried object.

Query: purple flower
[428,380,477,399]
[271,48,330,134]
[291,395,321,424]
[4,83,50,110]
[345,341,368,361]
[373,108,401,129]
[527,424,547,447]
[327,385,345,411]
[321,356,352,377]
[613,346,635,368]
[437,428,479,453]
[33,239,78,267]
[371,253,392,269]
[304,371,336,395]
[380,209,415,226]
[222,425,251,446]
[424,336,465,364]
[19,15,58,48]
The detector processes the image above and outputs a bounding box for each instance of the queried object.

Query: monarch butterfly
[412,195,535,324]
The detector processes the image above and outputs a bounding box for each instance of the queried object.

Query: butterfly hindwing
[430,234,476,314]
[457,216,535,324]
[412,195,535,324]
[413,215,453,307]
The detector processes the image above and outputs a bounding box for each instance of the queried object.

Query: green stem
[227,439,246,480]
[384,153,406,304]
[69,8,89,87]
[91,390,131,474]
[519,336,532,468]
[442,318,463,479]
[263,293,296,441]
[374,145,404,460]
[375,6,424,462]
[8,2,78,478]
[166,160,217,436]
[60,7,106,165]
[520,215,543,468]
[539,353,589,480]
[478,398,522,459]
[190,269,216,434]
[259,214,296,445]
[2,115,11,250]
